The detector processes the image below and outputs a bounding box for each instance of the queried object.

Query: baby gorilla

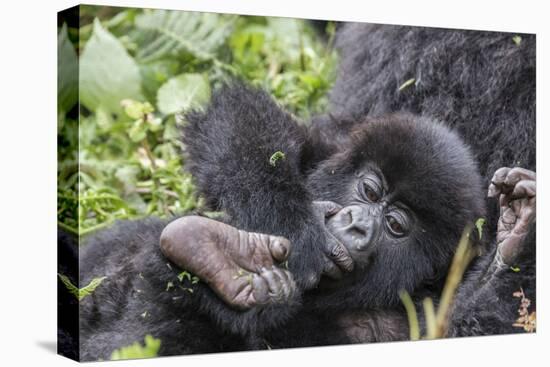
[162,97,487,316]
[164,83,534,347]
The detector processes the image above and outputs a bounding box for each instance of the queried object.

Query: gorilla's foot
[488,167,536,264]
[160,216,296,310]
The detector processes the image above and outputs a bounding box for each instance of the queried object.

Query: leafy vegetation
[58,6,337,235]
[110,335,161,360]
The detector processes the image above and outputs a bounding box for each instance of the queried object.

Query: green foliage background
[58,6,337,236]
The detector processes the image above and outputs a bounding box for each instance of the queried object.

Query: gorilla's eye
[366,188,379,202]
[361,179,381,202]
[385,215,406,237]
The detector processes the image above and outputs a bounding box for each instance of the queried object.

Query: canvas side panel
[57,4,80,362]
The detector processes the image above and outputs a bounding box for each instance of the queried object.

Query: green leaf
[110,335,161,360]
[57,273,79,300]
[269,151,286,167]
[157,74,211,115]
[510,266,521,272]
[475,218,486,240]
[58,273,107,301]
[512,35,522,46]
[139,60,180,102]
[128,119,147,142]
[80,19,143,115]
[134,10,236,62]
[121,99,154,120]
[95,105,113,129]
[58,23,78,114]
[177,271,191,283]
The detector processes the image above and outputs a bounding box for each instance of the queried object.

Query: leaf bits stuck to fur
[269,151,286,167]
[475,218,486,239]
[398,78,416,91]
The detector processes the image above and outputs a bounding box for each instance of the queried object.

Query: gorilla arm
[160,215,297,310]
[159,201,353,311]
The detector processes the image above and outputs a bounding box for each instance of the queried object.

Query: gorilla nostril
[345,209,353,226]
[349,227,366,238]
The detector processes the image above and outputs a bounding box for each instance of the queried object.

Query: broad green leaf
[110,335,161,360]
[139,60,180,102]
[80,19,143,115]
[121,99,154,120]
[157,74,211,115]
[58,23,78,114]
[95,106,113,129]
[128,119,147,142]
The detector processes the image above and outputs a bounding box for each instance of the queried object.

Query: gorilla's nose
[330,205,381,252]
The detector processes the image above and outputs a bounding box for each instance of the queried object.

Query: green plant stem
[399,290,420,340]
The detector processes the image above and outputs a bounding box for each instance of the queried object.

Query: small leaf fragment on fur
[475,217,486,239]
[398,78,416,91]
[512,35,522,46]
[269,151,286,166]
[177,271,191,282]
[510,266,520,272]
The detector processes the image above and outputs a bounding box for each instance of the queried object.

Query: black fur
[59,23,535,360]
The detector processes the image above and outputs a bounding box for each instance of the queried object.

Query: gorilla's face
[307,114,486,306]
[325,165,414,265]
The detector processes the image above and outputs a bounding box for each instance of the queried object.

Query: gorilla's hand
[488,167,536,264]
[312,201,355,279]
[160,216,297,310]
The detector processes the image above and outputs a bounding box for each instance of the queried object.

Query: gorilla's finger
[279,269,296,299]
[499,206,517,225]
[504,167,536,188]
[323,257,344,279]
[491,167,512,186]
[251,274,269,305]
[488,167,511,197]
[487,183,500,198]
[261,267,283,300]
[313,201,344,218]
[268,236,291,262]
[510,180,536,200]
[326,236,354,273]
[272,267,291,300]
